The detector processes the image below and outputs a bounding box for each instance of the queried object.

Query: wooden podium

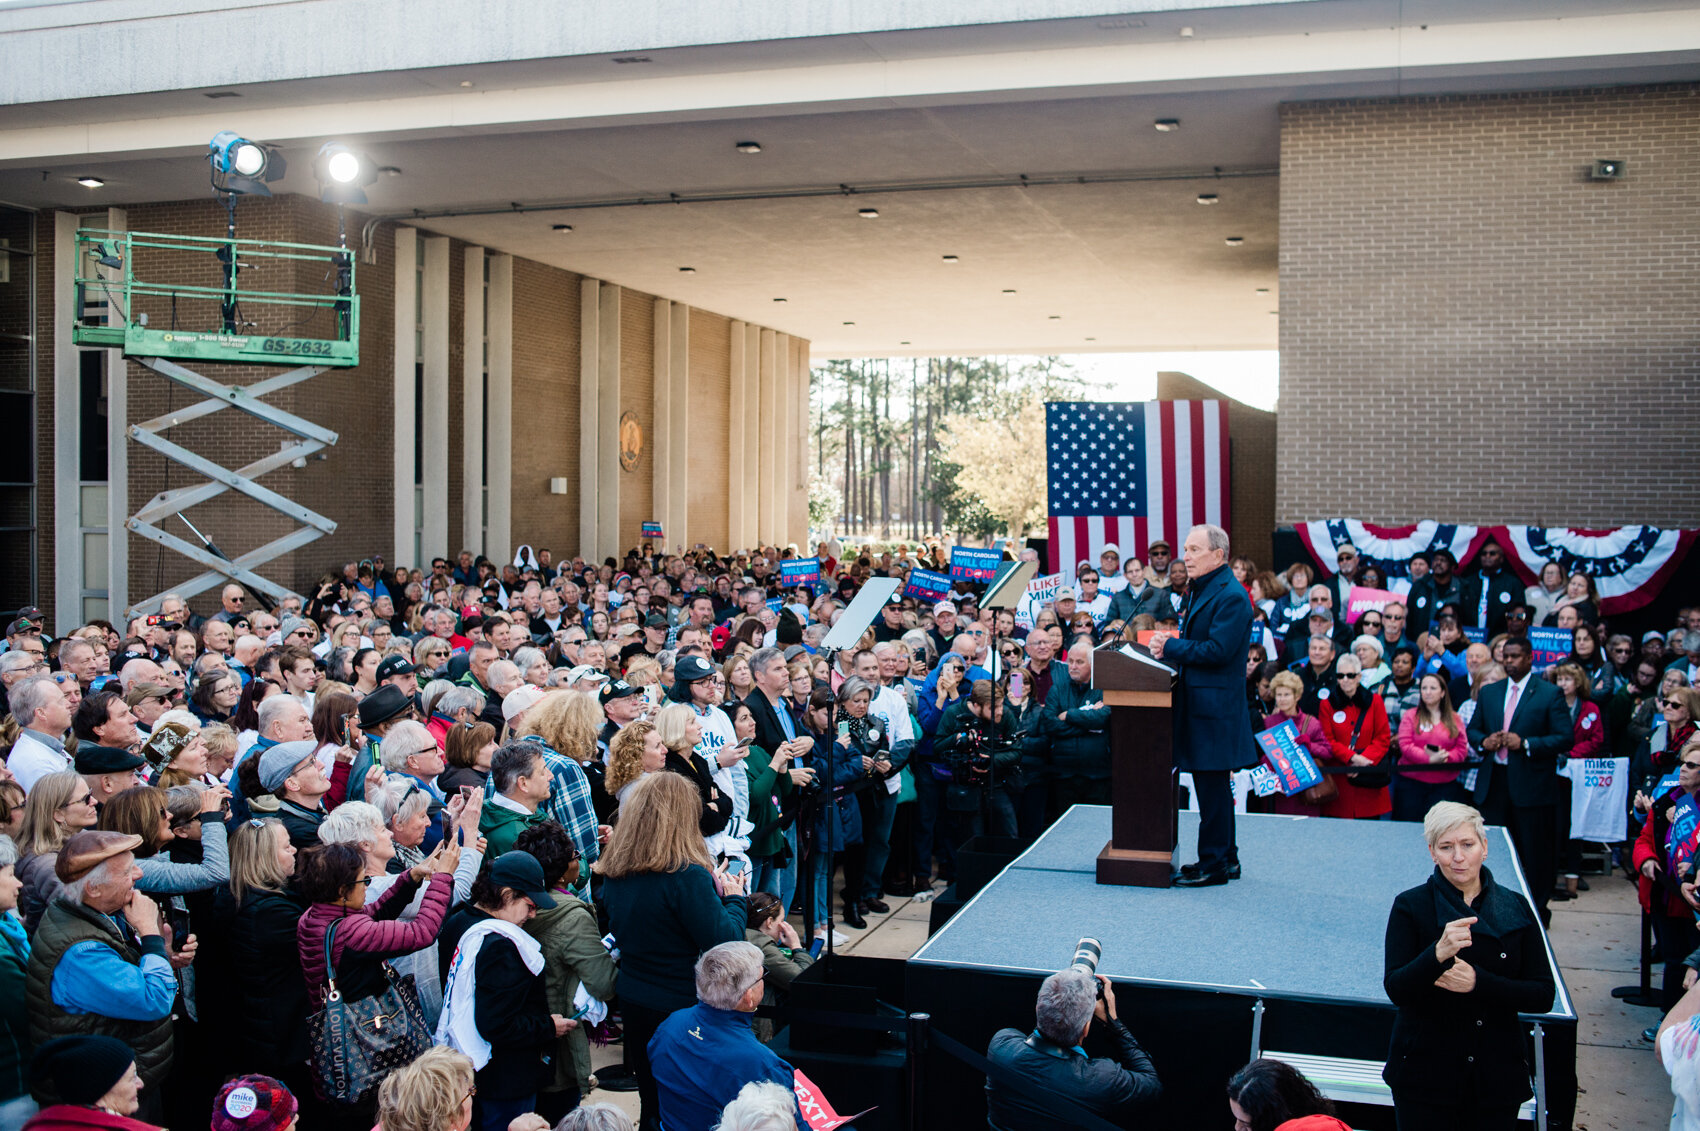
[1092,641,1179,887]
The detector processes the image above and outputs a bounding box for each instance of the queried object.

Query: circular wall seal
[619,411,642,472]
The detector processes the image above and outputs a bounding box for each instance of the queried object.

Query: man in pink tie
[1465,637,1574,926]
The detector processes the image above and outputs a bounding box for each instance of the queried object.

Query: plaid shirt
[514,735,601,866]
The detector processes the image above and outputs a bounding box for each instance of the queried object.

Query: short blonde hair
[377,1046,473,1131]
[1424,801,1487,849]
[1269,670,1304,697]
[653,702,697,755]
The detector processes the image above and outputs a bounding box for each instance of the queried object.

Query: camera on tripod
[949,723,1018,786]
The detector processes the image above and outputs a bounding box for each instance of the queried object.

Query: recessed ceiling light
[1153,119,1181,132]
[1255,287,1269,294]
[459,80,474,88]
[76,177,105,188]
[1001,289,1017,295]
[900,340,911,345]
[378,166,402,177]
[843,321,856,326]
[551,224,573,232]
[678,266,696,274]
[772,297,787,303]
[1224,236,1245,246]
[203,91,241,99]
[1196,193,1219,205]
[941,255,959,264]
[735,141,763,154]
[1085,337,1097,342]
[858,208,879,219]
[1179,26,1195,38]
[1048,315,1062,320]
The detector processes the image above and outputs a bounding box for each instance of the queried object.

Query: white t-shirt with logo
[693,703,750,858]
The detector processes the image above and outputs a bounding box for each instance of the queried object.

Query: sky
[1056,350,1280,411]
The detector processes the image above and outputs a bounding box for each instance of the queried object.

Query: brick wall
[510,256,581,557]
[1155,370,1276,570]
[1278,84,1700,527]
[687,309,732,553]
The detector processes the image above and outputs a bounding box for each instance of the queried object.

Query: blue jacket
[800,724,865,852]
[1161,561,1257,772]
[649,1002,800,1131]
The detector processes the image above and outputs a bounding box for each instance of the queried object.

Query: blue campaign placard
[1254,718,1324,796]
[641,521,664,540]
[949,545,1002,583]
[904,569,953,603]
[780,557,821,586]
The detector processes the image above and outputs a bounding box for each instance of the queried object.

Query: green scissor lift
[71,226,360,617]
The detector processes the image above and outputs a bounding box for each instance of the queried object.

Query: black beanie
[32,1035,135,1105]
[776,608,803,647]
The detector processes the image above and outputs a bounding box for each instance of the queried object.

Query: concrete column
[792,337,811,546]
[742,323,761,548]
[420,236,450,565]
[104,208,128,618]
[486,255,513,561]
[578,279,599,560]
[757,328,777,545]
[773,332,791,549]
[727,321,746,554]
[392,227,417,565]
[596,284,622,559]
[52,212,80,634]
[652,298,671,548]
[461,246,485,558]
[669,303,690,554]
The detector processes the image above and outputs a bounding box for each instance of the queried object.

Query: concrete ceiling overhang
[2,0,1697,355]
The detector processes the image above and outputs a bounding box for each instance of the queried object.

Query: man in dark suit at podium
[1150,524,1256,888]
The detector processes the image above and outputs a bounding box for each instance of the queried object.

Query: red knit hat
[211,1075,298,1131]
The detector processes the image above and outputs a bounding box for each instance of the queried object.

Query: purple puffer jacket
[297,872,452,1007]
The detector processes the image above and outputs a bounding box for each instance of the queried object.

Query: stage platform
[904,807,1578,1130]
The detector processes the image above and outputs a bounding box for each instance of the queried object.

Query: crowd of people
[0,533,1695,1130]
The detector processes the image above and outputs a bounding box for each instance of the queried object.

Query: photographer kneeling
[985,969,1161,1130]
[934,679,1022,849]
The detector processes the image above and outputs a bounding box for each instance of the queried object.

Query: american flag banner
[1046,400,1230,576]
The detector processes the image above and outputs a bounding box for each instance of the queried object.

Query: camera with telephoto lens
[1070,937,1106,999]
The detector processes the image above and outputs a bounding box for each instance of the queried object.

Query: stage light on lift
[207,131,285,196]
[313,142,378,204]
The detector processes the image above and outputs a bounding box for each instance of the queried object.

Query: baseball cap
[6,617,39,637]
[1055,587,1077,601]
[1148,540,1172,553]
[674,655,715,683]
[503,685,545,723]
[564,664,608,687]
[488,851,557,909]
[1100,543,1120,556]
[375,655,417,681]
[599,679,642,705]
[645,614,669,629]
[124,681,173,708]
[933,601,957,616]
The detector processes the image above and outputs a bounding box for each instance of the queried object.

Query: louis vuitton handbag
[308,918,431,1103]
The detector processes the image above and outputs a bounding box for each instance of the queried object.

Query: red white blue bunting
[1297,520,1698,615]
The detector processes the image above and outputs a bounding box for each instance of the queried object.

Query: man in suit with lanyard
[1150,524,1257,888]
[1466,635,1573,926]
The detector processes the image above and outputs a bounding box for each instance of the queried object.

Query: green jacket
[743,744,795,858]
[525,890,618,1094]
[480,800,548,858]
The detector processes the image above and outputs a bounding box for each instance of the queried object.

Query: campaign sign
[640,521,663,540]
[904,568,953,603]
[1014,571,1065,628]
[1254,718,1324,796]
[765,598,785,614]
[780,557,821,587]
[949,545,1002,583]
[1527,626,1571,669]
[1345,585,1397,625]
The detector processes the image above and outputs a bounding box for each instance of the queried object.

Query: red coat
[1634,786,1695,918]
[1316,692,1392,819]
[1569,700,1606,761]
[24,1107,159,1131]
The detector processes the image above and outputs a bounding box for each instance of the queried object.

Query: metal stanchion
[1532,1021,1547,1130]
[1249,998,1266,1062]
[906,1011,931,1131]
[1611,909,1661,1007]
